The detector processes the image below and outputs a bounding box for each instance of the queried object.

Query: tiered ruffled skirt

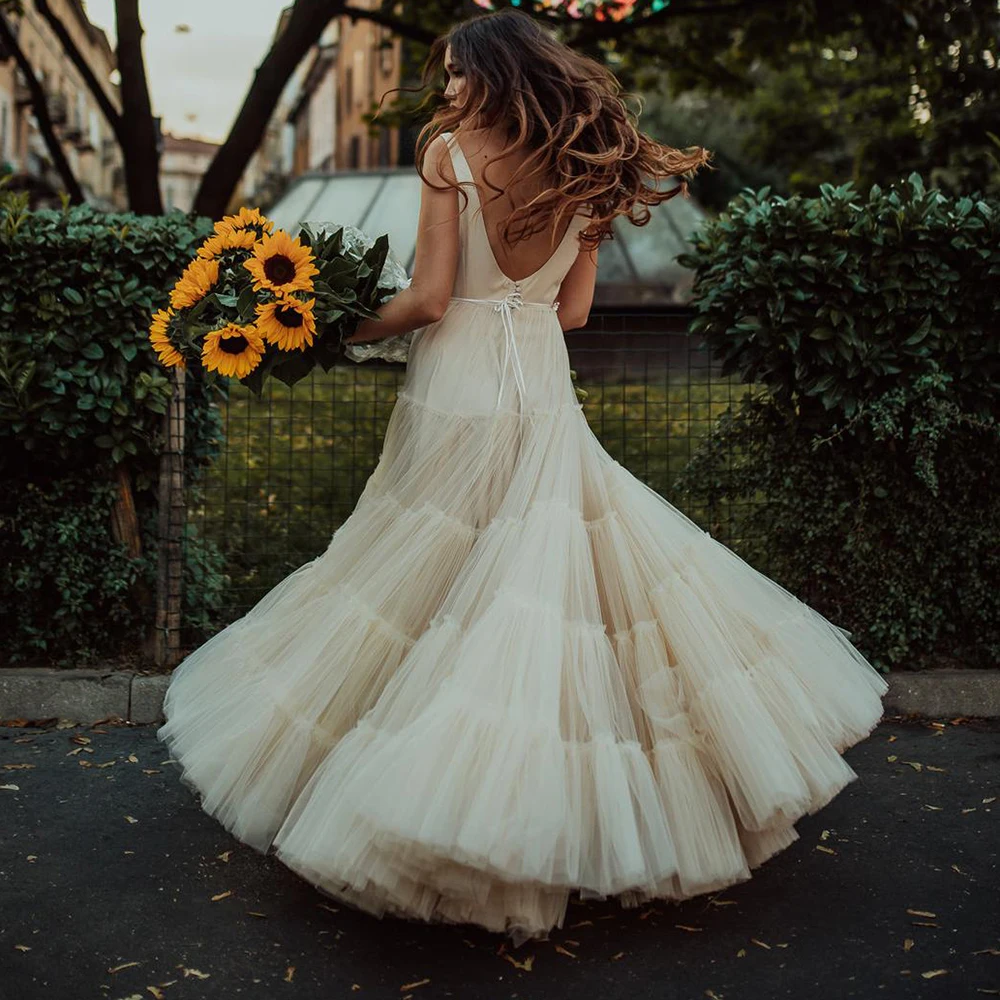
[158,299,888,946]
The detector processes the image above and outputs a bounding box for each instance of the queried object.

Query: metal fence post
[154,366,186,668]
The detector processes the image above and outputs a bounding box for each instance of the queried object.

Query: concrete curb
[2,667,999,725]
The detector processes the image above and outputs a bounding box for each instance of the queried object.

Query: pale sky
[83,0,291,143]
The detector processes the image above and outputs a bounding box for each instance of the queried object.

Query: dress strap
[441,132,477,201]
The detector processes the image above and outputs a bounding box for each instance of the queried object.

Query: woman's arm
[344,135,460,344]
[554,241,599,332]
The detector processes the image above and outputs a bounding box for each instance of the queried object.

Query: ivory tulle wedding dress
[157,131,889,946]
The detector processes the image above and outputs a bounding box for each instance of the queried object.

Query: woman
[158,8,888,947]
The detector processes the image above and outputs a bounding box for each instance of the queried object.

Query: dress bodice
[441,131,590,304]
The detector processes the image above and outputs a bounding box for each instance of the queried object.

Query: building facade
[0,0,124,207]
[243,0,410,209]
[160,132,220,214]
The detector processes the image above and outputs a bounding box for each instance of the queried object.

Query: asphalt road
[0,715,997,1000]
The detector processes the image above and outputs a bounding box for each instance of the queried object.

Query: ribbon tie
[448,287,560,417]
[494,284,527,413]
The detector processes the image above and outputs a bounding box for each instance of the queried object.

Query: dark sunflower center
[221,336,248,355]
[263,254,296,285]
[275,305,304,328]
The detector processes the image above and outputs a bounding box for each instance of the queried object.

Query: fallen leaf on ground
[502,953,534,971]
[1,784,19,791]
[816,845,837,854]
[676,925,704,932]
[921,969,948,978]
[15,944,31,952]
[147,986,165,999]
[128,754,138,763]
[217,851,232,862]
[751,938,771,949]
[903,939,914,952]
[907,909,936,918]
[554,945,577,958]
[400,978,431,990]
[284,966,295,982]
[610,952,625,961]
[210,890,232,901]
[108,961,141,973]
[124,815,138,824]
[176,966,209,979]
[2,763,35,770]
[902,760,923,771]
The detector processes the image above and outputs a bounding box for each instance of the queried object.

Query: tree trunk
[115,0,163,214]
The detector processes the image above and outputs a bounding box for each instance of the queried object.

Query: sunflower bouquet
[148,207,411,396]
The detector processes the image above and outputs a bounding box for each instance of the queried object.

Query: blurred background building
[0,0,124,207]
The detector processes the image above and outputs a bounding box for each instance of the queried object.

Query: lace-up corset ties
[450,282,560,417]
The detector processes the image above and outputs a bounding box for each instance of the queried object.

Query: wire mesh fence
[164,306,763,662]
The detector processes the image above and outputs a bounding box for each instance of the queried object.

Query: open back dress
[158,130,889,947]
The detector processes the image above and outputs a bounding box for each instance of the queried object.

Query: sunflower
[213,206,274,239]
[170,257,220,309]
[202,322,267,379]
[254,296,317,352]
[196,227,258,260]
[244,229,319,296]
[148,306,185,369]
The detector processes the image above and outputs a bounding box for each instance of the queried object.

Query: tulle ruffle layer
[158,339,887,945]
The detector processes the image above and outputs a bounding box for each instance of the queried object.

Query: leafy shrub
[678,173,998,426]
[0,192,229,665]
[676,176,999,671]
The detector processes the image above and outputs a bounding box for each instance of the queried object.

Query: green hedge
[0,193,228,666]
[676,175,999,671]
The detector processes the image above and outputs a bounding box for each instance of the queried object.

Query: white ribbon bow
[494,284,527,412]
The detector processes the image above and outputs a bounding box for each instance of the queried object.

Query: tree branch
[340,3,436,45]
[115,0,162,213]
[0,9,84,203]
[33,0,123,142]
[194,0,349,218]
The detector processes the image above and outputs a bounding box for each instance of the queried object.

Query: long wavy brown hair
[390,7,714,255]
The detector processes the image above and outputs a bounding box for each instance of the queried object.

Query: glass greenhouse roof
[266,167,708,306]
